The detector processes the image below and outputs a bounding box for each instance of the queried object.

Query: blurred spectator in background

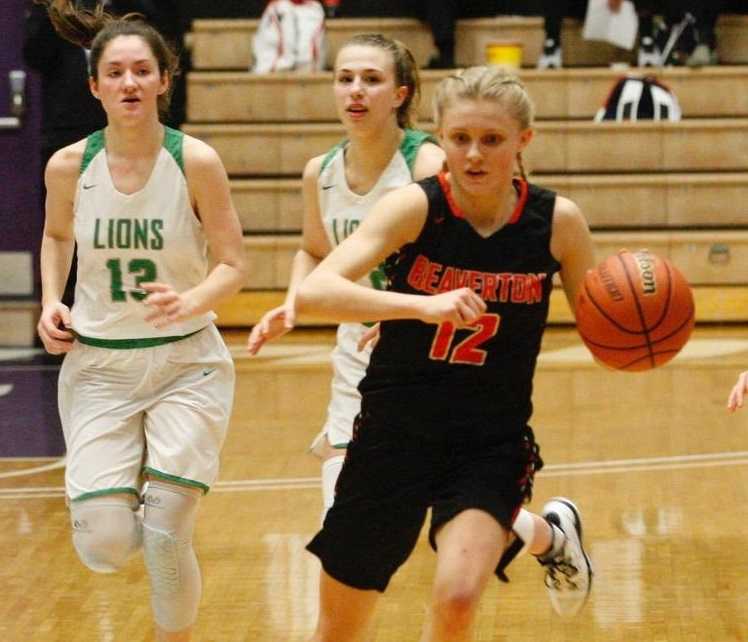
[537,0,685,69]
[23,0,105,175]
[416,0,512,69]
[686,1,727,66]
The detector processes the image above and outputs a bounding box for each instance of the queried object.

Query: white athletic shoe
[637,36,662,67]
[537,40,562,69]
[687,43,718,67]
[540,498,593,617]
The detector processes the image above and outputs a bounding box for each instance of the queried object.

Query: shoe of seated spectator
[687,43,718,67]
[425,54,455,70]
[637,36,662,67]
[537,39,562,69]
[539,498,593,618]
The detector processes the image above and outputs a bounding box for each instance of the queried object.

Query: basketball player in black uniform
[296,66,595,642]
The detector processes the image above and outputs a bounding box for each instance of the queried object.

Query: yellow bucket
[485,41,523,69]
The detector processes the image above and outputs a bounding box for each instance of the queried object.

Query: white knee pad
[143,481,202,633]
[321,454,345,523]
[70,495,142,573]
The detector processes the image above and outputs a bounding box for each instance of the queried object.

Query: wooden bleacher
[188,67,748,123]
[189,15,748,70]
[183,120,748,175]
[185,15,748,326]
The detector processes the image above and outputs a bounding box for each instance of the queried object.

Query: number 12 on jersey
[429,314,501,366]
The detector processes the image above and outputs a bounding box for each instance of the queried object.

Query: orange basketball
[575,249,695,371]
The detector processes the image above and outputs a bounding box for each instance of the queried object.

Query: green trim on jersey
[71,487,140,502]
[80,129,105,175]
[319,128,436,176]
[143,467,210,494]
[320,139,346,173]
[163,126,185,175]
[400,129,438,173]
[74,327,204,350]
[79,127,184,176]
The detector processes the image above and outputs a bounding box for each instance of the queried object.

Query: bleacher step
[188,66,748,123]
[0,301,39,348]
[239,231,748,289]
[190,15,748,70]
[215,285,748,327]
[231,173,748,232]
[183,119,748,176]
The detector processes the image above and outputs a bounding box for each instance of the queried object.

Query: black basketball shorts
[306,410,542,592]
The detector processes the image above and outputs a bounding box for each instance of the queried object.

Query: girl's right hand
[418,287,486,327]
[37,301,74,354]
[727,371,748,413]
[247,303,295,356]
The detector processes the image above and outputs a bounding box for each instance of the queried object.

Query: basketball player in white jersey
[36,3,245,641]
[246,34,587,616]
[248,33,444,516]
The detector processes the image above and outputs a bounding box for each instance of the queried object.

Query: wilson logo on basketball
[634,251,657,295]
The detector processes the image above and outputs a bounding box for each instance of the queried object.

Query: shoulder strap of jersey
[163,126,185,176]
[80,129,105,175]
[319,139,347,174]
[400,129,439,175]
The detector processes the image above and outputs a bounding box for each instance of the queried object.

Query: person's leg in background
[687,0,726,65]
[537,0,567,68]
[420,0,460,68]
[537,0,586,69]
[634,0,662,65]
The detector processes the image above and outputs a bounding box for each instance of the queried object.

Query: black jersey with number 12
[359,173,562,433]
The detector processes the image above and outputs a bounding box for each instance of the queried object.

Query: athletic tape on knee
[143,481,202,632]
[70,497,142,573]
[321,454,345,523]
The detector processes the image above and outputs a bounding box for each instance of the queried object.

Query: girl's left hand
[607,0,623,11]
[141,282,196,328]
[727,371,748,413]
[357,323,380,352]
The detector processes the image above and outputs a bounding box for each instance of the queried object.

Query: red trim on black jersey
[437,171,464,218]
[508,178,529,224]
[437,171,529,225]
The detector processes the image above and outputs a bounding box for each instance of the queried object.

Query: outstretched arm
[247,155,331,355]
[296,183,486,326]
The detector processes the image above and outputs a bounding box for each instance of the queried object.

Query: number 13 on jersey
[429,314,501,366]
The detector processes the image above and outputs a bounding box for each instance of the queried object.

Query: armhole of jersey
[319,139,346,174]
[400,129,439,175]
[163,126,185,176]
[79,129,105,175]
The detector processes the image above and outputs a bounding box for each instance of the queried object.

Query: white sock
[321,454,345,524]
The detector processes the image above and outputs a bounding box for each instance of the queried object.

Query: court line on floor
[3,450,748,499]
[0,457,66,479]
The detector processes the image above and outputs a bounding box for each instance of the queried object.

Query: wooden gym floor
[2,325,748,641]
